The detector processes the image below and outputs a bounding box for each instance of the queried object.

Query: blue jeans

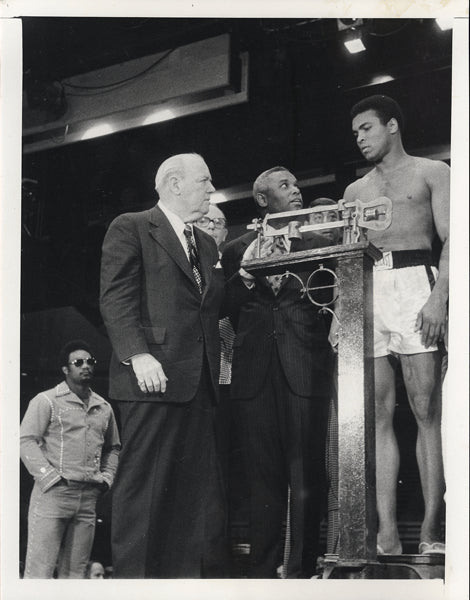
[24,480,101,578]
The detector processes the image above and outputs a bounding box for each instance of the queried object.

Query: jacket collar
[148,204,196,290]
[56,382,105,409]
[148,204,215,298]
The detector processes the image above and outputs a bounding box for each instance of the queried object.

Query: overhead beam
[23,35,249,153]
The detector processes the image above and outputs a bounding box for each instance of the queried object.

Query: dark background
[21,17,452,316]
[20,17,451,570]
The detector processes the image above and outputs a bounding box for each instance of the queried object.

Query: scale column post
[336,248,377,563]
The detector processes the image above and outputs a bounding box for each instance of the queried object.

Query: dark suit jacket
[222,230,332,399]
[100,204,224,403]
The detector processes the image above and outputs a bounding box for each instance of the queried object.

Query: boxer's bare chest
[355,159,433,250]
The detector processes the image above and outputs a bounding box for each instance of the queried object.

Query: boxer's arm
[415,161,450,347]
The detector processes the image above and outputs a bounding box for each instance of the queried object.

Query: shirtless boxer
[344,95,449,555]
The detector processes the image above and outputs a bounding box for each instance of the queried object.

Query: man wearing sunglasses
[194,202,233,396]
[20,340,120,578]
[194,203,229,249]
[195,203,236,532]
[308,197,342,245]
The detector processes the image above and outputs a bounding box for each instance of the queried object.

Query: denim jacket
[20,382,121,492]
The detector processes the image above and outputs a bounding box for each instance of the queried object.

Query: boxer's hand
[131,353,168,394]
[415,295,447,348]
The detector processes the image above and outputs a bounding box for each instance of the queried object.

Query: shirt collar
[158,201,188,238]
[56,381,104,408]
[264,224,291,250]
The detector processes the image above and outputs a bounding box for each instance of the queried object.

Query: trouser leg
[234,360,287,578]
[57,484,99,578]
[283,394,327,578]
[112,364,228,578]
[235,351,327,579]
[24,482,69,578]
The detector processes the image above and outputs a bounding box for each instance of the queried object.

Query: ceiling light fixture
[210,192,228,204]
[142,108,176,125]
[337,18,364,31]
[370,74,395,85]
[344,35,366,54]
[81,123,114,140]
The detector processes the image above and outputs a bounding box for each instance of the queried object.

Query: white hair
[207,202,226,220]
[154,153,203,195]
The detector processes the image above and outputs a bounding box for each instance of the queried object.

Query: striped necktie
[219,316,235,384]
[183,225,204,294]
[266,235,288,295]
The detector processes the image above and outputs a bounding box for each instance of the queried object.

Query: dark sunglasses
[69,358,97,367]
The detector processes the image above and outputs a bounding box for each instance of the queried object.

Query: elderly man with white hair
[100,153,229,578]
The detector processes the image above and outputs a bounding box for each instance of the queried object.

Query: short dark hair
[59,339,93,369]
[350,95,405,134]
[252,166,291,199]
[308,197,336,208]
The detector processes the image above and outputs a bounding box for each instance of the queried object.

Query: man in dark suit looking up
[100,153,228,578]
[222,166,332,578]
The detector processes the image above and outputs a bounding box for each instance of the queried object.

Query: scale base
[322,553,445,580]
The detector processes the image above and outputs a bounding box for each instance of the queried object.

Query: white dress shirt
[158,201,192,260]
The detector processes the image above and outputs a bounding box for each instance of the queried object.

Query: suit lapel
[147,205,198,292]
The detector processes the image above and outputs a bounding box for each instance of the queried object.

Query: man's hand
[131,353,168,394]
[97,481,109,493]
[242,236,275,262]
[328,318,340,353]
[415,295,447,348]
[239,237,277,288]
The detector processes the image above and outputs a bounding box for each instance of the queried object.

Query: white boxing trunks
[373,250,439,358]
